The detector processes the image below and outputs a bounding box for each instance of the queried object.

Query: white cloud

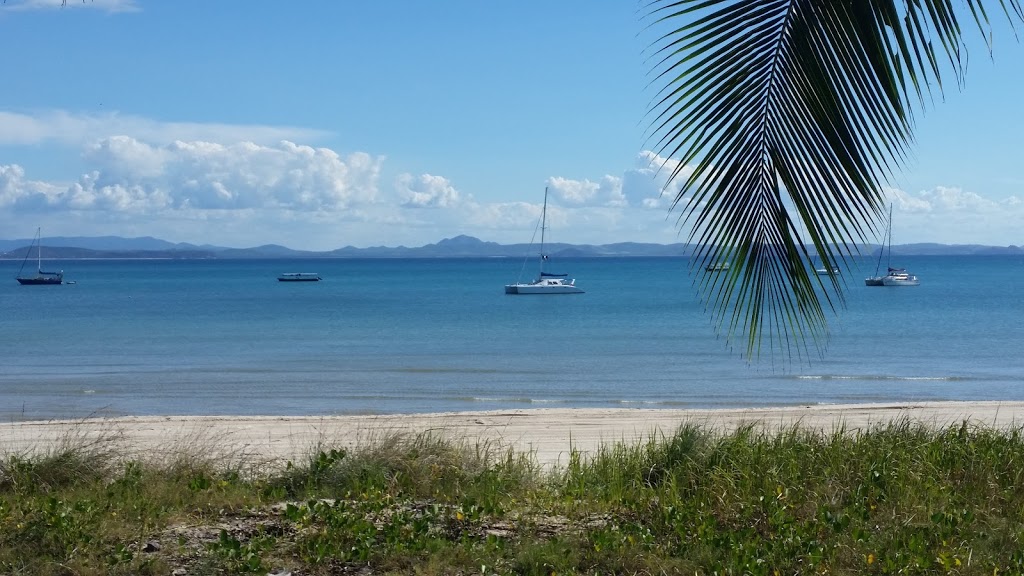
[396,173,461,208]
[545,150,694,211]
[620,150,693,209]
[39,142,688,246]
[1,138,384,213]
[0,110,328,147]
[894,185,1000,213]
[0,164,63,209]
[883,185,1024,245]
[8,130,1021,249]
[547,175,625,207]
[1,0,139,13]
[886,185,1021,216]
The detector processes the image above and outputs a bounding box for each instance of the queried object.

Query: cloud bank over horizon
[1,110,1021,250]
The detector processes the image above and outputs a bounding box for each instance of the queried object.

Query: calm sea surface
[1,256,1022,420]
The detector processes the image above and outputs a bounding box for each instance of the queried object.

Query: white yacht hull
[881,276,919,286]
[505,283,584,295]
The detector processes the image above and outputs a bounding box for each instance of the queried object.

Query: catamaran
[504,187,583,295]
[865,204,920,286]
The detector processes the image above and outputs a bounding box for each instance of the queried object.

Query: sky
[1,0,1023,250]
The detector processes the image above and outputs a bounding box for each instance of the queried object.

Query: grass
[4,419,1024,574]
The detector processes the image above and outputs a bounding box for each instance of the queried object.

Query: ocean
[1,256,1022,420]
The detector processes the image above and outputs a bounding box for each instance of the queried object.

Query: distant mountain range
[0,234,1021,259]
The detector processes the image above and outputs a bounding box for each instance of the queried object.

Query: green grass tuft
[5,419,1024,574]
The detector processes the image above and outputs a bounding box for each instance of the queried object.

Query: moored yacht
[865,204,920,287]
[15,227,63,285]
[881,267,919,286]
[505,273,582,294]
[505,187,583,295]
[278,272,321,282]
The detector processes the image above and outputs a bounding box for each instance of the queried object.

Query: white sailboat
[813,255,839,275]
[504,187,583,295]
[15,227,64,285]
[865,204,919,286]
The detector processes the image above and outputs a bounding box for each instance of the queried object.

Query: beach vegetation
[4,420,1024,573]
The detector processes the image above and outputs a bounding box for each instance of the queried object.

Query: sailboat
[504,187,583,294]
[16,228,64,285]
[813,255,839,275]
[865,204,919,287]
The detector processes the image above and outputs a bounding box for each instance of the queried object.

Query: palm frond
[643,0,1021,361]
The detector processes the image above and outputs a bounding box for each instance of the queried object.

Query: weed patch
[4,421,1024,574]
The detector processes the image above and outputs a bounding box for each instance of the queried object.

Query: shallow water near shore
[2,255,1022,420]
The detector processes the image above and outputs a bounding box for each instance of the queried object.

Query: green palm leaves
[644,0,1021,360]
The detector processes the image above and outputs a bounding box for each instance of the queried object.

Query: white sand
[3,402,1022,469]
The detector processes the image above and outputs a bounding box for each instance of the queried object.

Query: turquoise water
[1,256,1022,420]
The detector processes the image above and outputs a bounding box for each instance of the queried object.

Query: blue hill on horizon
[0,234,1020,259]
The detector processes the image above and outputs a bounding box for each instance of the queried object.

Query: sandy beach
[4,402,1023,469]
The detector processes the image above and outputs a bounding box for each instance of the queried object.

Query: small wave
[456,396,534,404]
[450,396,575,405]
[613,399,697,407]
[796,374,967,382]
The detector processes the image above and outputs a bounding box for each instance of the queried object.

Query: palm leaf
[643,0,1021,360]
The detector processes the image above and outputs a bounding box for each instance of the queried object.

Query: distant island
[0,234,1021,260]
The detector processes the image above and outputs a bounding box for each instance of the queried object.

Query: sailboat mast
[36,227,42,273]
[539,187,548,275]
[886,203,893,270]
[873,205,891,276]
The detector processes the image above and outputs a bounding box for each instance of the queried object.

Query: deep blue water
[1,256,1022,420]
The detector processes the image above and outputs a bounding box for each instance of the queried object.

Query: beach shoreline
[4,401,1023,469]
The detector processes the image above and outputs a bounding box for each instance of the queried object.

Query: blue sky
[1,0,1022,250]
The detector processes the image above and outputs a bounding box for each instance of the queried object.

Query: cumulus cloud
[885,185,1021,215]
[421,151,699,244]
[547,150,697,211]
[547,175,625,207]
[0,110,327,147]
[396,173,461,208]
[9,129,1020,249]
[0,164,63,209]
[882,185,1024,245]
[896,185,1003,213]
[1,138,384,213]
[1,0,139,12]
[620,151,694,209]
